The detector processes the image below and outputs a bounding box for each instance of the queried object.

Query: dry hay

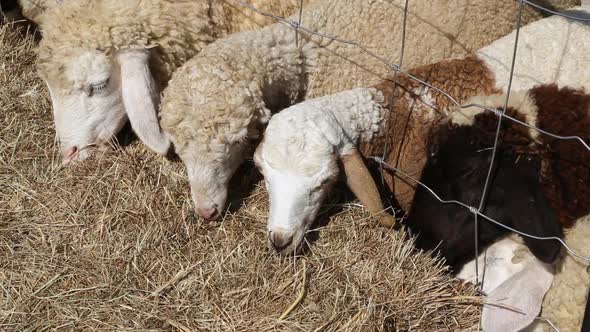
[0,22,481,331]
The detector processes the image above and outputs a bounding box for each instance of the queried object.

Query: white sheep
[160,0,550,220]
[35,0,311,164]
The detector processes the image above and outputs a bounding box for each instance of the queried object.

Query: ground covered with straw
[0,22,481,331]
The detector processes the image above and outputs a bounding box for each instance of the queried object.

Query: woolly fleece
[529,217,590,332]
[260,87,386,176]
[37,0,310,92]
[18,0,59,23]
[161,0,544,158]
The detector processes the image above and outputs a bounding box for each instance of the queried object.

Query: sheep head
[254,113,341,254]
[179,139,248,221]
[160,62,271,220]
[254,88,392,254]
[35,0,218,163]
[37,45,171,164]
[254,140,339,254]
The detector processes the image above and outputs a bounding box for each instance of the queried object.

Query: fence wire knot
[489,107,503,117]
[288,20,300,30]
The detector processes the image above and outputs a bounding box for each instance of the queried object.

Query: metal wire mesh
[229,0,590,329]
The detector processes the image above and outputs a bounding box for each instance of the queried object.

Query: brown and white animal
[250,2,590,248]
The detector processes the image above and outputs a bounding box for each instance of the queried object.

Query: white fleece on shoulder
[260,88,385,176]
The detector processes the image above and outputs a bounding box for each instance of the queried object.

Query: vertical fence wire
[227,1,590,329]
[380,0,410,213]
[474,0,526,292]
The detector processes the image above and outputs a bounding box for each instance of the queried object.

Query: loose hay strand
[278,259,307,321]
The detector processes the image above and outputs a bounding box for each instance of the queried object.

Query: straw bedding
[0,23,481,331]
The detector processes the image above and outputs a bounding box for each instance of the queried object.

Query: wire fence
[229,0,590,330]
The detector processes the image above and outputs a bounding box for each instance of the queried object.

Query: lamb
[253,84,583,330]
[160,0,552,220]
[35,0,312,164]
[254,81,588,247]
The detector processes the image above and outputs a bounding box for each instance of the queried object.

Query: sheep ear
[481,259,553,332]
[340,149,395,227]
[116,49,171,155]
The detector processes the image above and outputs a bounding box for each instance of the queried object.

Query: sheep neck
[245,24,308,113]
[359,55,499,211]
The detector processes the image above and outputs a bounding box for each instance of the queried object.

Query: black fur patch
[406,118,563,272]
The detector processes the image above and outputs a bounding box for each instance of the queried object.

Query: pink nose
[196,206,220,220]
[62,146,78,164]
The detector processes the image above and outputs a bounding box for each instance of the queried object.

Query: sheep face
[178,141,247,221]
[254,138,339,254]
[38,47,170,164]
[41,50,127,164]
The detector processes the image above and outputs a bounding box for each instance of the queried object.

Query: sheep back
[37,0,218,89]
[299,0,542,98]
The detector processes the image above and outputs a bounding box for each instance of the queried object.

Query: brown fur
[530,84,590,227]
[457,107,537,155]
[359,56,499,211]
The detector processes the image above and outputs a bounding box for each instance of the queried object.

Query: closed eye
[89,78,110,96]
